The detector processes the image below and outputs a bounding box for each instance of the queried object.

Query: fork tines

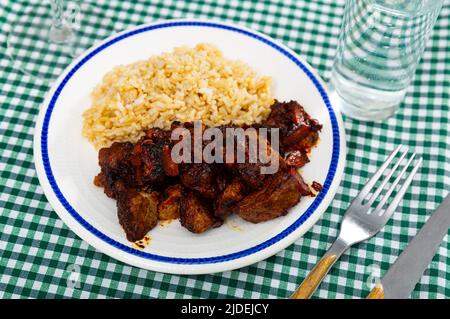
[356,145,422,218]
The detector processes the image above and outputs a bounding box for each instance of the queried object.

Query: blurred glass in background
[329,0,444,121]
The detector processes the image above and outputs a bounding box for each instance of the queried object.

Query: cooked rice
[82,43,274,148]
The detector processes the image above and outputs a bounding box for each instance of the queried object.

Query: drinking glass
[6,0,116,83]
[329,0,444,121]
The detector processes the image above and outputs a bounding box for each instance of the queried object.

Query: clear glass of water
[329,0,444,121]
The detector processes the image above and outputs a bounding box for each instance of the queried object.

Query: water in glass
[330,0,443,120]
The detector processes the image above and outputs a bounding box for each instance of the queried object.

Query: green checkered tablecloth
[0,0,449,299]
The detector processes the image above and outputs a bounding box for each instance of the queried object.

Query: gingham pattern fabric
[5,1,118,81]
[0,0,449,299]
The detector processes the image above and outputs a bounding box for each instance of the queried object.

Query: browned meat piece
[216,167,229,193]
[232,170,309,223]
[170,121,209,164]
[131,139,166,186]
[162,145,179,176]
[98,142,134,173]
[169,121,194,140]
[144,127,171,141]
[263,100,303,130]
[233,162,267,189]
[94,172,127,198]
[311,181,323,192]
[117,189,159,241]
[284,130,320,153]
[263,100,322,151]
[285,150,310,168]
[170,121,184,131]
[143,128,179,178]
[214,177,247,217]
[96,142,134,198]
[94,171,111,196]
[282,124,312,146]
[180,191,222,233]
[93,172,104,187]
[289,168,313,196]
[232,129,286,189]
[179,163,218,199]
[158,184,183,220]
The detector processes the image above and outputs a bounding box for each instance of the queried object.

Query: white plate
[34,19,346,275]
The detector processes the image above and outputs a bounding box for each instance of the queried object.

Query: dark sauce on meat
[311,181,323,192]
[94,100,322,241]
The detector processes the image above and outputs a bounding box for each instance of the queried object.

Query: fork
[291,145,422,299]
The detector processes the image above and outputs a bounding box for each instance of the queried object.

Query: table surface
[0,0,449,299]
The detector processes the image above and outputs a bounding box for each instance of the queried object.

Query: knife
[367,193,450,299]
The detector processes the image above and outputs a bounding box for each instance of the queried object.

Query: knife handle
[367,283,385,299]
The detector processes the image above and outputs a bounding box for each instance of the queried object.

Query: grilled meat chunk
[98,142,134,173]
[132,139,166,186]
[162,144,179,176]
[233,162,267,189]
[143,128,179,177]
[216,167,229,193]
[311,181,323,193]
[144,127,171,141]
[264,100,302,130]
[284,129,320,153]
[158,184,183,220]
[117,189,159,241]
[231,129,285,189]
[96,142,134,198]
[289,168,313,196]
[94,173,127,199]
[214,177,247,217]
[180,191,222,233]
[232,170,310,223]
[94,171,114,198]
[180,163,219,199]
[285,150,310,168]
[263,100,322,151]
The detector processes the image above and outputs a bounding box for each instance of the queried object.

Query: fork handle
[291,237,349,299]
[291,255,338,299]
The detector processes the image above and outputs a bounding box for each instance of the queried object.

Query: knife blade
[370,193,450,299]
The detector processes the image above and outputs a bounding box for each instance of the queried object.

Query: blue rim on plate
[41,21,340,265]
